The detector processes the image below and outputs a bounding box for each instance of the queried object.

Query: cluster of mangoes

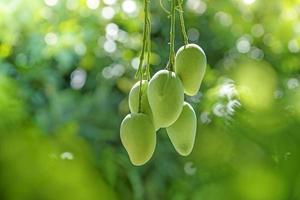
[120,44,207,166]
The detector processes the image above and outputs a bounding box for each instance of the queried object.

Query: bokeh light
[122,0,137,14]
[242,0,256,5]
[1,0,300,199]
[86,0,100,10]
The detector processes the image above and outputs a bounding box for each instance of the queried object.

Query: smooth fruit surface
[166,102,196,156]
[128,80,160,130]
[128,80,152,117]
[120,113,156,166]
[147,70,184,128]
[175,43,207,96]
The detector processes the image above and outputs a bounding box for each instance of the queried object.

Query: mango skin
[147,70,184,128]
[175,44,207,96]
[120,113,156,166]
[166,102,196,156]
[128,80,160,130]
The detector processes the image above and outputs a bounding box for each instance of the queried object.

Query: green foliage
[1,0,300,199]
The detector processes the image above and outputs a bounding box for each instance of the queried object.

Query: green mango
[166,102,196,156]
[120,113,156,166]
[128,80,159,130]
[147,70,184,128]
[175,43,207,96]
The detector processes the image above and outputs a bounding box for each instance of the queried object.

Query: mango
[128,80,160,130]
[120,113,156,166]
[147,70,184,128]
[166,102,196,156]
[175,44,207,96]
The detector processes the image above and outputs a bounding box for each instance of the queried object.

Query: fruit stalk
[176,0,188,46]
[167,0,176,71]
[137,0,151,112]
[146,5,151,80]
[159,0,170,14]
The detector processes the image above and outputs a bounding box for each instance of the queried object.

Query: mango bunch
[120,44,207,166]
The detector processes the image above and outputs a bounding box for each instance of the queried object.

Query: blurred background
[1,0,300,199]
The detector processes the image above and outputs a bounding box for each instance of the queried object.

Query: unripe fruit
[175,44,207,96]
[129,80,152,117]
[166,102,196,156]
[128,80,159,130]
[120,113,156,166]
[147,70,184,128]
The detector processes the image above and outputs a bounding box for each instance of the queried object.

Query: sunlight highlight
[242,0,256,5]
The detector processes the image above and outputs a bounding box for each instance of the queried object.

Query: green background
[1,0,300,199]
